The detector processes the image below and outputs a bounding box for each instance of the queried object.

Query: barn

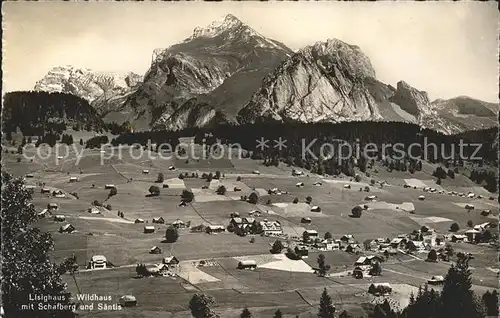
[144,226,156,234]
[238,260,257,270]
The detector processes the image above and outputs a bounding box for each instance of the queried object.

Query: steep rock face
[237,39,384,123]
[34,66,142,115]
[389,81,431,117]
[115,14,292,131]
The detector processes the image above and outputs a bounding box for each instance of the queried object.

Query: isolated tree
[351,206,363,218]
[1,172,75,317]
[236,176,241,181]
[318,288,335,318]
[273,309,283,318]
[108,187,117,198]
[481,230,492,242]
[450,222,460,232]
[305,195,313,204]
[369,261,382,276]
[181,189,194,202]
[156,173,164,183]
[271,240,284,254]
[189,293,217,318]
[79,138,84,146]
[427,249,438,262]
[148,185,160,196]
[324,232,333,240]
[178,173,184,180]
[467,220,473,228]
[135,264,150,277]
[240,307,252,318]
[216,185,227,195]
[165,226,179,243]
[303,231,311,243]
[317,253,330,277]
[440,257,484,318]
[247,192,259,204]
[420,225,429,233]
[482,290,499,317]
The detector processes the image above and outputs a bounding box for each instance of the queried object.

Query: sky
[2,1,499,102]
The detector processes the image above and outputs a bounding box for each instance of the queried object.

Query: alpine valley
[32,14,498,134]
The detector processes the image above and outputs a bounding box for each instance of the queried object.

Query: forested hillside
[2,91,104,136]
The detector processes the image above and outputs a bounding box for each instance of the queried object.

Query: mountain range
[33,14,498,134]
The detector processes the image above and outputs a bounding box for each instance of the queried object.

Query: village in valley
[3,135,498,317]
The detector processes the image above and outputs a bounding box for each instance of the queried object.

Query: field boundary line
[295,290,314,307]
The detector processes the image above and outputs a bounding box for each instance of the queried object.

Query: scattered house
[354,256,370,266]
[179,201,187,207]
[344,184,351,189]
[48,203,59,210]
[206,225,226,234]
[134,218,145,224]
[301,217,312,224]
[54,191,66,198]
[345,244,362,253]
[163,256,179,266]
[88,207,100,214]
[142,169,149,174]
[234,186,242,192]
[38,209,49,218]
[268,188,279,195]
[428,275,444,285]
[252,170,260,175]
[296,182,305,187]
[172,219,186,229]
[41,188,51,194]
[150,246,162,254]
[451,234,467,243]
[467,193,475,198]
[465,229,481,242]
[464,204,475,210]
[119,295,137,307]
[59,224,75,233]
[313,181,322,186]
[474,222,490,232]
[340,235,355,244]
[407,240,427,252]
[146,264,168,276]
[310,206,321,212]
[390,238,407,249]
[89,255,107,269]
[260,221,283,235]
[292,169,304,176]
[53,215,66,222]
[69,177,78,182]
[353,266,370,279]
[418,195,425,201]
[422,233,437,247]
[105,184,116,190]
[237,259,257,270]
[481,209,492,216]
[143,225,156,234]
[168,166,175,170]
[152,217,165,224]
[304,230,319,240]
[230,217,255,229]
[249,210,261,217]
[365,195,377,201]
[26,173,34,178]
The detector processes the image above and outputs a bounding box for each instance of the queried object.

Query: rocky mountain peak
[389,80,431,117]
[188,14,244,40]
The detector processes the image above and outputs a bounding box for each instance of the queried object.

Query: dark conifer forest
[2,91,104,135]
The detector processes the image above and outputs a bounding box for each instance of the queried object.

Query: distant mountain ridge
[31,15,498,134]
[34,65,142,116]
